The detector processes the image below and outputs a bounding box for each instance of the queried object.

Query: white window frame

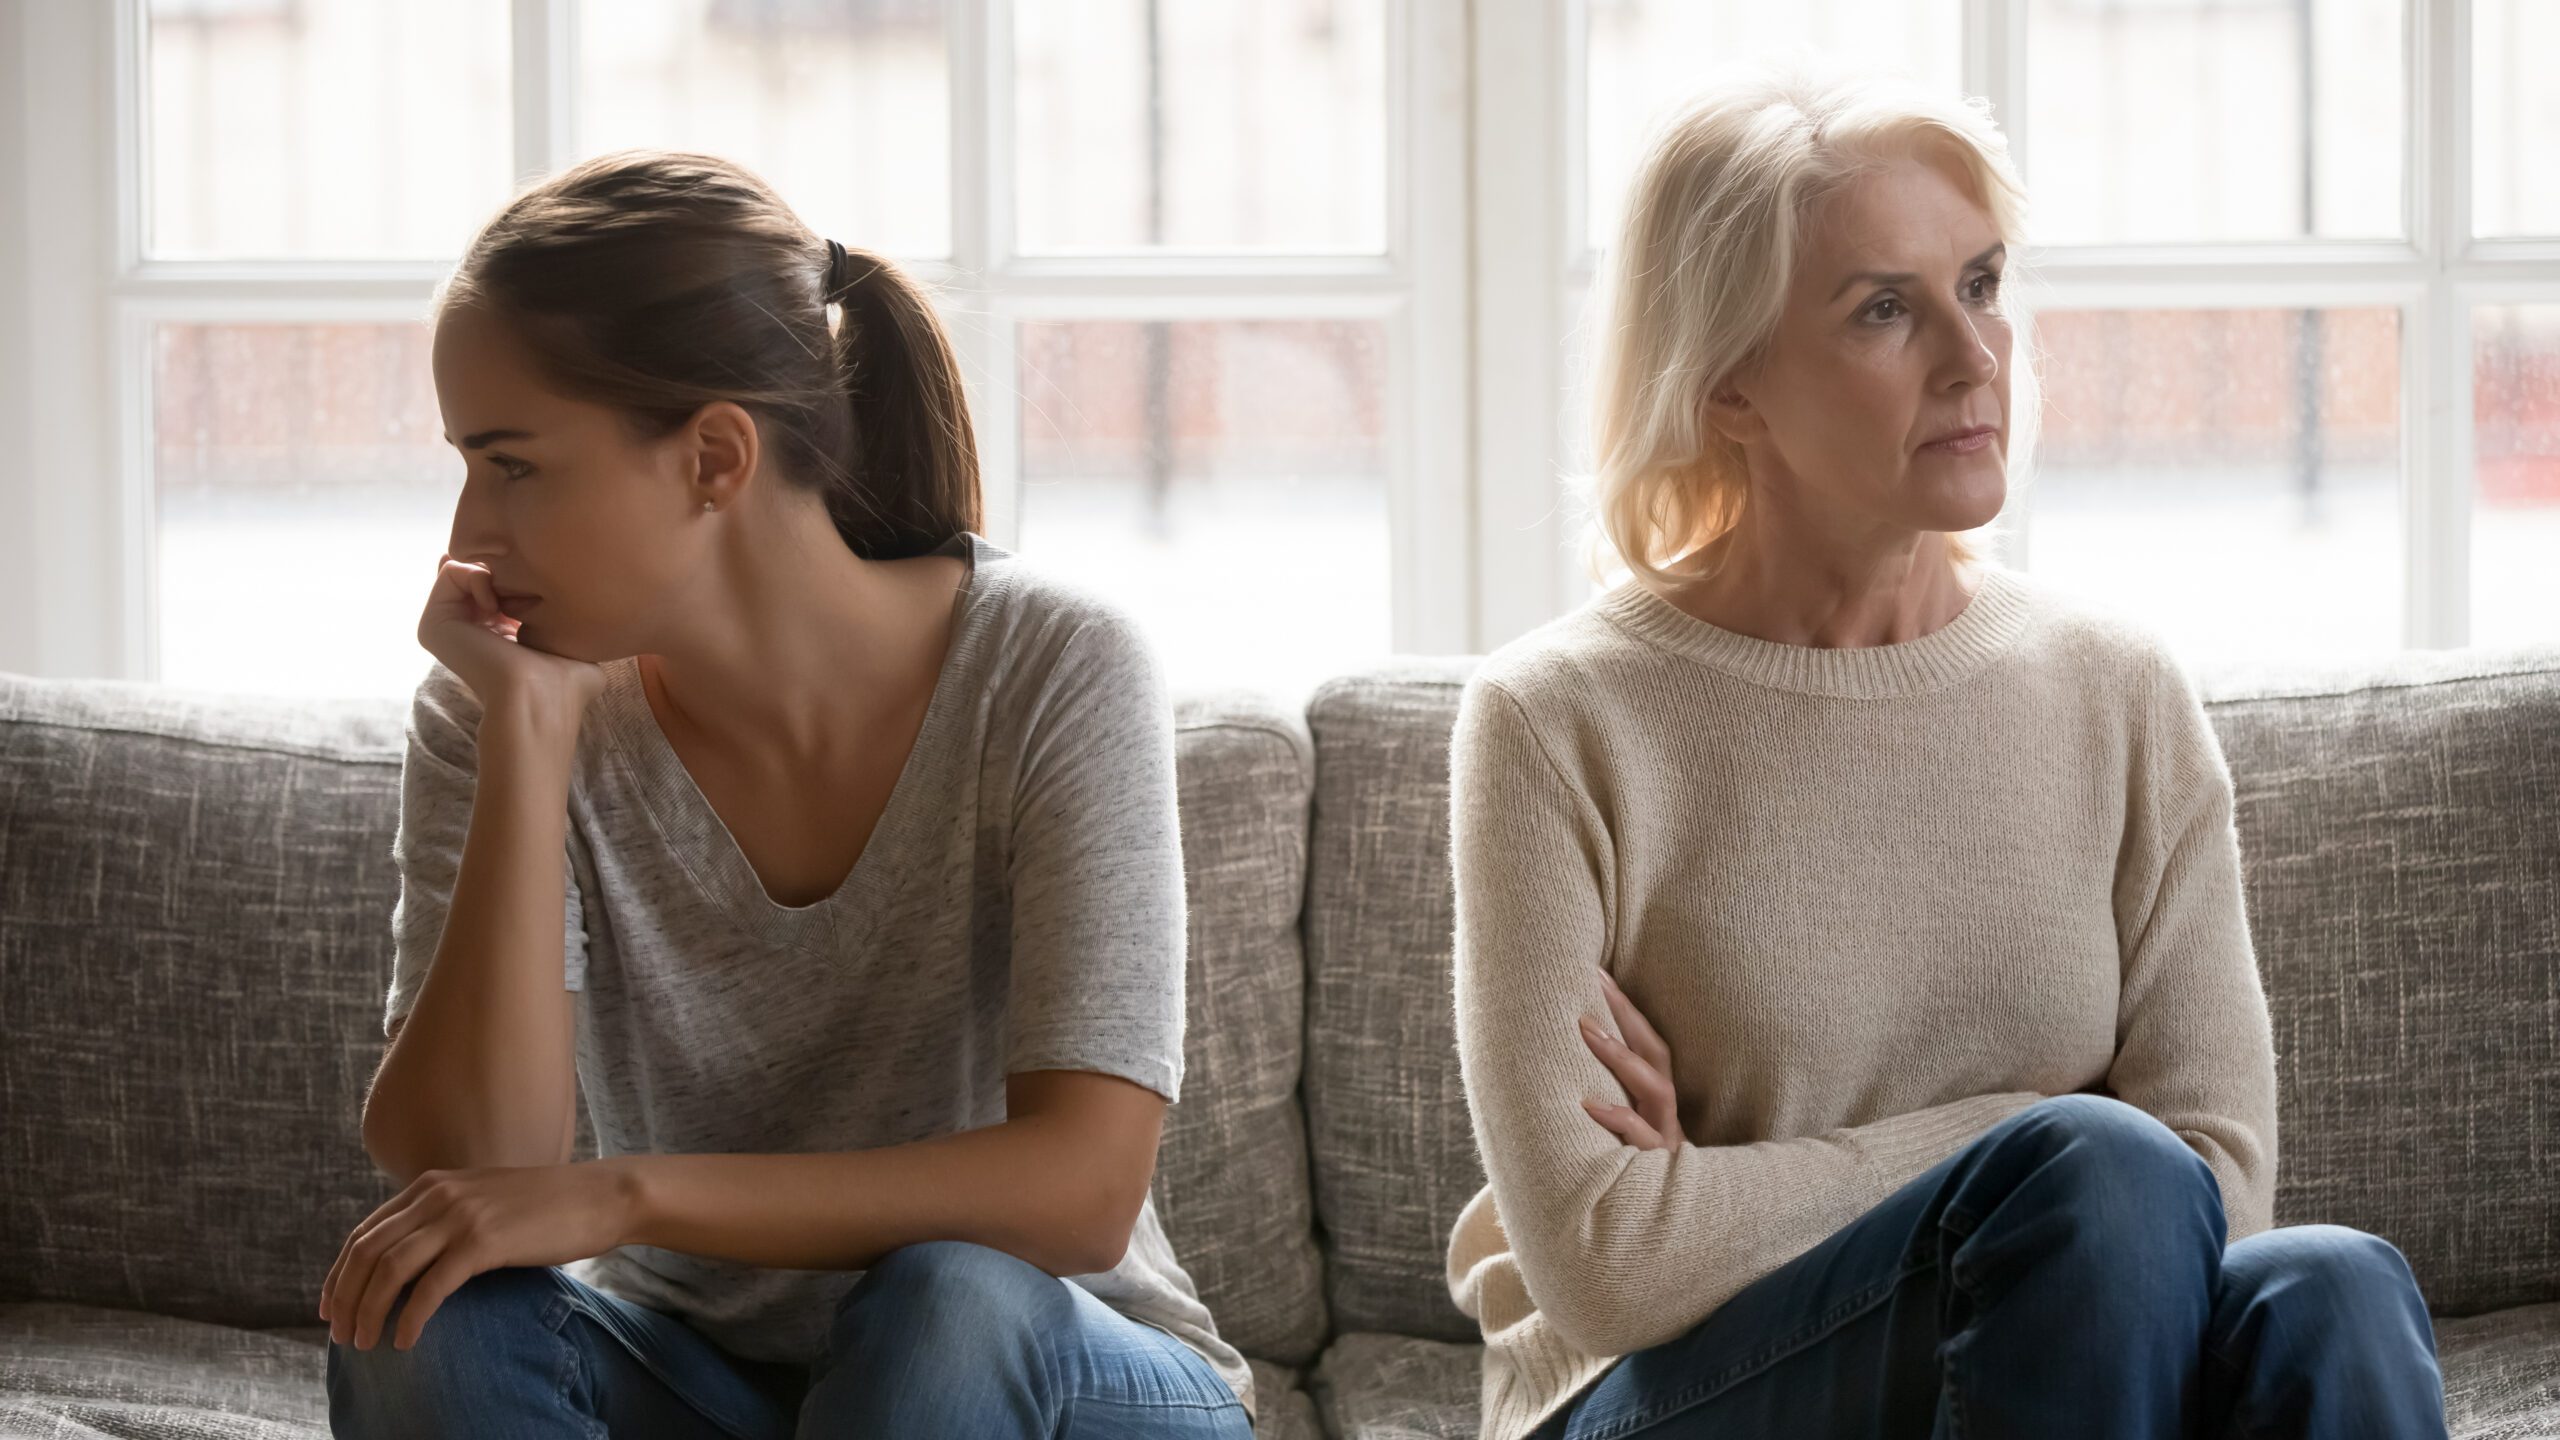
[0,0,1471,681]
[1475,0,2560,651]
[8,0,2558,680]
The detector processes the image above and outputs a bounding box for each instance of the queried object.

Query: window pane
[1584,0,1963,255]
[2027,307,2401,661]
[154,324,451,698]
[2473,1,2560,238]
[576,0,950,260]
[1015,320,1390,701]
[2024,0,2403,245]
[1013,1,1387,252]
[145,0,514,258]
[2473,305,2560,647]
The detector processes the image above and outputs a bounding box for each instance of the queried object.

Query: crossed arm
[1448,666,2275,1358]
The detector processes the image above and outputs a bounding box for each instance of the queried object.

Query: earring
[702,500,715,511]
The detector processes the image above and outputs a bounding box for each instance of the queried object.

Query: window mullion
[958,0,1017,547]
[1967,0,2024,571]
[1475,0,1574,649]
[1398,0,1472,654]
[2409,0,2470,647]
[511,0,571,184]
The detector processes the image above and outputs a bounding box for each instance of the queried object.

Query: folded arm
[1449,677,2043,1357]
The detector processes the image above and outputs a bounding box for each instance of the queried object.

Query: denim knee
[802,1241,1064,1435]
[1973,1094,2226,1246]
[826,1239,1057,1359]
[326,1264,572,1415]
[2221,1224,2429,1344]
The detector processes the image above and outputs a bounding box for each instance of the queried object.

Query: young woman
[318,149,1256,1439]
[1444,67,2447,1440]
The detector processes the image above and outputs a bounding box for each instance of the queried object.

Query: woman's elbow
[1535,1282,1643,1359]
[1515,1233,1645,1358]
[357,1107,427,1188]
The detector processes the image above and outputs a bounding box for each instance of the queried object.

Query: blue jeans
[1529,1094,2447,1440]
[326,1238,1253,1438]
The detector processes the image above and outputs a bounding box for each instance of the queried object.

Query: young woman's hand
[1580,967,1687,1150]
[318,1160,640,1351]
[417,553,606,719]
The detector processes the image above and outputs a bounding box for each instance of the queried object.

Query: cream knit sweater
[1444,560,2280,1440]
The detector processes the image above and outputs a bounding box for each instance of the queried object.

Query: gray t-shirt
[383,531,1254,1420]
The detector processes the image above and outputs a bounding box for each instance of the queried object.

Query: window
[1495,0,2560,666]
[84,0,1461,703]
[6,0,2552,696]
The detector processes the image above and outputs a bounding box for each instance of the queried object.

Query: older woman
[1445,65,2447,1440]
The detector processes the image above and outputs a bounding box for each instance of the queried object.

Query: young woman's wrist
[479,686,589,757]
[591,1153,654,1249]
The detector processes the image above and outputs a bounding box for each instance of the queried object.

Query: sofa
[3,640,2557,1438]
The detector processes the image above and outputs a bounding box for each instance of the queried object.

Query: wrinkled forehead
[1792,146,2000,289]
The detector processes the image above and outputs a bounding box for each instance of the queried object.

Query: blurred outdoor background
[10,0,2553,704]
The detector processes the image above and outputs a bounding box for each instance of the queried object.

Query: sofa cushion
[2434,1303,2560,1440]
[0,1303,1334,1440]
[1297,645,2560,1343]
[253,1325,1331,1440]
[1308,1329,1483,1440]
[0,1302,328,1437]
[1154,695,1330,1367]
[2194,645,2560,1317]
[0,672,1329,1369]
[1301,1304,2560,1439]
[1302,660,1483,1343]
[1245,1360,1329,1440]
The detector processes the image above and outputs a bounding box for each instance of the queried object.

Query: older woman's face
[1711,147,2012,541]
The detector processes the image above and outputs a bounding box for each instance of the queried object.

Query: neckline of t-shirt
[598,530,1010,950]
[1595,561,2035,699]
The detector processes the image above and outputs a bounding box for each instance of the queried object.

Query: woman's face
[1708,145,2013,546]
[429,302,755,661]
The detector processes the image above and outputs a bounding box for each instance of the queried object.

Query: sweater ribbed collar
[1596,562,2033,698]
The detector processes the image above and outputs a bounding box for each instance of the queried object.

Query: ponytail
[825,244,984,560]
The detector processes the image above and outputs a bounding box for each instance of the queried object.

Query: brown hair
[433,148,981,560]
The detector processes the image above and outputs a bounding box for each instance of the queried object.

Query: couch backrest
[1153,699,1329,1365]
[2199,645,2560,1316]
[7,638,2555,1341]
[1300,661,1484,1343]
[1296,646,2560,1334]
[0,675,412,1329]
[0,672,1329,1363]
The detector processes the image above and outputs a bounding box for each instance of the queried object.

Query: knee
[1995,1096,2215,1196]
[326,1265,567,1409]
[2226,1225,2428,1339]
[1974,1095,2224,1247]
[804,1243,1066,1433]
[827,1241,1058,1363]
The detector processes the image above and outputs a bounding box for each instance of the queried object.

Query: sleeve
[2104,647,2280,1241]
[384,660,590,1038]
[1448,674,2048,1358]
[1003,611,1189,1106]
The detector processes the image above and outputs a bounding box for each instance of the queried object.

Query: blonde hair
[1577,62,2041,593]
